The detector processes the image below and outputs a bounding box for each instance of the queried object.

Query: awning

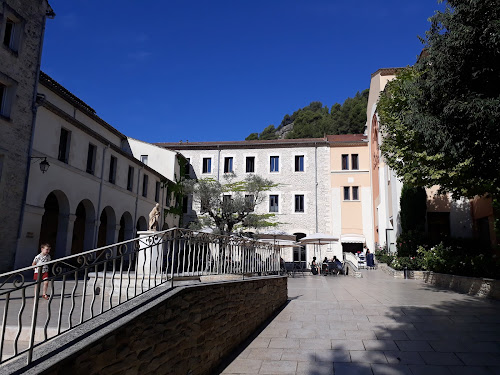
[340,234,365,243]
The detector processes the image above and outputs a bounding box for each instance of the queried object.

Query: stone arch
[39,190,71,259]
[97,206,116,248]
[118,211,134,242]
[136,216,147,233]
[71,199,96,254]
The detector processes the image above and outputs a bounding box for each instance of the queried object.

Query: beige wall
[330,143,372,251]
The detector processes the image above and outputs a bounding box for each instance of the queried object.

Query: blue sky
[41,0,444,143]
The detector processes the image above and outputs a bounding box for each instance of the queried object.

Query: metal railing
[0,228,280,365]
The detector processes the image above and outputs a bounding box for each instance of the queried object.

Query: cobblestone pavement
[221,269,500,375]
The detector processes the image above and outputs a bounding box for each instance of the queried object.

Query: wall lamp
[31,157,50,173]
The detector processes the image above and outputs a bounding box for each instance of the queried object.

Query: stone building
[15,72,180,268]
[0,0,54,271]
[156,139,333,264]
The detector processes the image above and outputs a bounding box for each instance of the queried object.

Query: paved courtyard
[221,270,500,375]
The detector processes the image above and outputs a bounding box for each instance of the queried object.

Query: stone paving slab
[220,269,500,374]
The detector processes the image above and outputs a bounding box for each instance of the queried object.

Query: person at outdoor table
[333,256,343,273]
[322,257,329,275]
[311,257,318,275]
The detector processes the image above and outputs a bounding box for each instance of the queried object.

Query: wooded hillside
[246,89,369,140]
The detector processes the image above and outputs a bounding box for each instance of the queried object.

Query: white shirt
[33,253,51,273]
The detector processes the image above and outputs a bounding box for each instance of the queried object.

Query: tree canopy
[183,174,278,234]
[245,90,369,140]
[378,0,500,199]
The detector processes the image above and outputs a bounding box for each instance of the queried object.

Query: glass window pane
[343,186,350,200]
[352,154,359,170]
[352,186,359,200]
[341,154,349,170]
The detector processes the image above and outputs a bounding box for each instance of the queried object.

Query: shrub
[396,230,429,257]
[375,249,394,265]
[390,256,424,271]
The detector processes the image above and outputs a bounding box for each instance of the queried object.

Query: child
[33,243,51,300]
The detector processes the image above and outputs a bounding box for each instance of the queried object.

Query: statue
[148,203,160,231]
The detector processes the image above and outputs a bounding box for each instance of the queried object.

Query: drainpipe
[217,145,221,181]
[314,142,318,232]
[93,144,109,247]
[16,9,53,244]
[133,166,143,234]
[160,180,165,229]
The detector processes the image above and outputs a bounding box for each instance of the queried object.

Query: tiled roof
[39,71,96,114]
[39,71,127,140]
[370,67,403,78]
[326,134,367,143]
[155,138,330,150]
[156,135,367,150]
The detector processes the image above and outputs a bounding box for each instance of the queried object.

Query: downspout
[93,144,109,247]
[160,180,165,229]
[16,9,53,243]
[133,166,143,234]
[315,142,318,232]
[217,145,221,181]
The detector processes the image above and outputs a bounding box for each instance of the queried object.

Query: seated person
[322,257,329,275]
[333,256,343,272]
[311,257,318,275]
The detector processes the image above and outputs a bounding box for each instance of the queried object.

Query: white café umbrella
[299,233,339,261]
[255,229,296,242]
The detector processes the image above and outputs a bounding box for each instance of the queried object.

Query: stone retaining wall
[378,263,428,280]
[423,272,500,300]
[8,276,287,375]
[378,263,500,300]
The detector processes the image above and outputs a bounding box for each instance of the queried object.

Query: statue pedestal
[137,231,163,276]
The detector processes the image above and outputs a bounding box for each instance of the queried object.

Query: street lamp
[31,156,50,173]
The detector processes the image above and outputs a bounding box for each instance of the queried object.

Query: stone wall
[378,263,428,280]
[378,263,500,300]
[423,272,500,300]
[10,276,287,375]
[0,0,49,271]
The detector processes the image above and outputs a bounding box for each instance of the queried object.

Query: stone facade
[0,0,51,272]
[14,277,287,375]
[156,139,333,264]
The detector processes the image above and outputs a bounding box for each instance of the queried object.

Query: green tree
[183,174,278,234]
[245,133,259,141]
[245,91,369,140]
[259,125,278,140]
[377,0,500,199]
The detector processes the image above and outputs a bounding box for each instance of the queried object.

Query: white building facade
[15,73,179,268]
[157,139,334,264]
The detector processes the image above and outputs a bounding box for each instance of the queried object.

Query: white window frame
[294,194,305,213]
[223,154,235,173]
[244,155,256,174]
[269,155,280,173]
[293,154,306,173]
[268,192,281,214]
[200,155,213,174]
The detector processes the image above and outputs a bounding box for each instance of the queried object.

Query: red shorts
[34,272,49,281]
